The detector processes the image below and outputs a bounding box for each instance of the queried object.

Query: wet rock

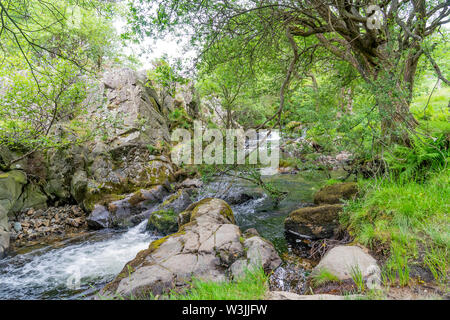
[285,204,343,240]
[313,182,358,205]
[312,245,380,282]
[101,198,281,298]
[86,185,171,229]
[87,205,110,229]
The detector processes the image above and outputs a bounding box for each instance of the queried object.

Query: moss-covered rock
[147,209,178,235]
[313,182,358,205]
[285,204,343,240]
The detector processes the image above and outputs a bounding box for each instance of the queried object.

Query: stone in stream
[100,198,281,298]
[87,205,110,229]
[284,204,343,240]
[313,182,358,205]
[311,245,381,282]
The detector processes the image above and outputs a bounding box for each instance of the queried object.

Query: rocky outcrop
[100,198,281,298]
[311,246,380,282]
[284,204,343,240]
[313,182,358,205]
[43,68,176,213]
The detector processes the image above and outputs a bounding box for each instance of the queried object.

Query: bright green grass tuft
[341,169,449,287]
[167,266,269,300]
[310,268,341,288]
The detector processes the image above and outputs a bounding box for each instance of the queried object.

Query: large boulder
[313,182,358,205]
[312,246,381,282]
[284,204,343,240]
[100,198,281,298]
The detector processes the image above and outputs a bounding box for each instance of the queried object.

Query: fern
[385,133,448,182]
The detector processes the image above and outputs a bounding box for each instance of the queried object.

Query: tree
[126,0,449,143]
[0,0,122,169]
[197,58,253,128]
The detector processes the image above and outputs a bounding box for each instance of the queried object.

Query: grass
[350,266,365,293]
[341,169,449,288]
[122,266,271,300]
[168,266,269,300]
[310,268,341,288]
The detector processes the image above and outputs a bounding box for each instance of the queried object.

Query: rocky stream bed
[0,171,347,299]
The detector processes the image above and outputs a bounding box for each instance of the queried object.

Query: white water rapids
[0,220,158,300]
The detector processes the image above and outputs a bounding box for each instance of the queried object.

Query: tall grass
[341,169,449,287]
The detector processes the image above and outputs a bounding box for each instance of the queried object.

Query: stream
[0,170,343,300]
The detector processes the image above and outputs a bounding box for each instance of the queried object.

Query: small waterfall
[0,220,158,300]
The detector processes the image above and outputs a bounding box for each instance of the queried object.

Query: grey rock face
[101,198,281,298]
[43,68,175,212]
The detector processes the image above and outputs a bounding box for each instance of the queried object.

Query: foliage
[385,133,448,183]
[147,58,188,107]
[0,59,88,169]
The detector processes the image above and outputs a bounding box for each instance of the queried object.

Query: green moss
[147,209,178,234]
[0,170,27,185]
[161,190,182,207]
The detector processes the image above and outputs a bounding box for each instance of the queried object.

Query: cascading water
[0,220,158,300]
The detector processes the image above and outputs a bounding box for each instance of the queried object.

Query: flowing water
[0,221,158,299]
[0,170,345,299]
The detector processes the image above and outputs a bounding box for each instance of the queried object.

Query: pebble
[8,205,87,246]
